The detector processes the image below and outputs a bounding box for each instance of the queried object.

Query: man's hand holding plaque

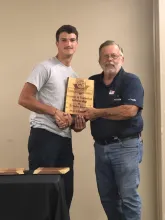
[55,77,94,131]
[54,109,73,129]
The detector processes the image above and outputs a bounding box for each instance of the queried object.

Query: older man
[82,40,144,220]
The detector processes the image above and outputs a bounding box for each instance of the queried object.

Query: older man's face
[99,44,124,75]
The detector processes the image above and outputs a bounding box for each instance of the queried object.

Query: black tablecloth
[0,174,69,220]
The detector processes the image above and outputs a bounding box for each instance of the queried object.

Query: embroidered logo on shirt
[114,98,121,101]
[128,98,136,101]
[109,90,115,95]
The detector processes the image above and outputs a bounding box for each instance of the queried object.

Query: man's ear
[121,56,124,63]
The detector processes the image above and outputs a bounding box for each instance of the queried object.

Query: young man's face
[56,32,78,57]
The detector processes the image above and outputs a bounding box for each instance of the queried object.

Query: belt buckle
[103,136,119,145]
[112,136,119,141]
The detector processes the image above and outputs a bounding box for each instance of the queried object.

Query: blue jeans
[94,137,143,220]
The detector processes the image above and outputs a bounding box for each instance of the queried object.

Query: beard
[101,63,122,76]
[104,63,116,73]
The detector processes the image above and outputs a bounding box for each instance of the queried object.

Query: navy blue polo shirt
[89,67,144,140]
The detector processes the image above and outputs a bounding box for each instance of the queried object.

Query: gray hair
[99,40,124,57]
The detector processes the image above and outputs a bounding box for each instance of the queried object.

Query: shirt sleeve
[72,71,78,78]
[121,76,144,109]
[26,64,49,91]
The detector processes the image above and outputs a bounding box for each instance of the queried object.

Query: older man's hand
[72,115,86,132]
[80,107,99,121]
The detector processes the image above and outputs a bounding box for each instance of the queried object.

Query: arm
[82,75,144,121]
[18,82,56,116]
[85,105,139,120]
[18,83,71,127]
[18,64,72,127]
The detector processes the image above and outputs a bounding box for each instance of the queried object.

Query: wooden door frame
[153,0,165,220]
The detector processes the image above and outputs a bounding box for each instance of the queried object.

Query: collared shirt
[89,67,144,140]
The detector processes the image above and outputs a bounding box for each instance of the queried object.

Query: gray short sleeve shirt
[26,57,77,138]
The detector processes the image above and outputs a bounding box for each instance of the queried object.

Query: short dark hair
[56,25,78,42]
[99,40,123,56]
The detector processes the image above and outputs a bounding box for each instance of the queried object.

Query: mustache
[64,46,73,49]
[105,62,114,66]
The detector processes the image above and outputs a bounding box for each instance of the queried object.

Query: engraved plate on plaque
[64,78,94,115]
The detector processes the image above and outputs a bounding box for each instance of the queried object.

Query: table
[0,174,69,220]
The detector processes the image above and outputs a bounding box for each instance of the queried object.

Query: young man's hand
[54,110,73,129]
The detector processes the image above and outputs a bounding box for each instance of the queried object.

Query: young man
[18,25,86,211]
[81,40,144,220]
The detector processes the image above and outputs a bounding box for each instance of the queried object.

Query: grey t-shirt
[26,57,77,138]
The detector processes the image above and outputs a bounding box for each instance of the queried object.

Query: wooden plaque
[33,167,70,175]
[64,78,94,114]
[0,168,25,175]
[0,167,69,175]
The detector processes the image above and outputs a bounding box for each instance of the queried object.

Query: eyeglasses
[103,54,122,60]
